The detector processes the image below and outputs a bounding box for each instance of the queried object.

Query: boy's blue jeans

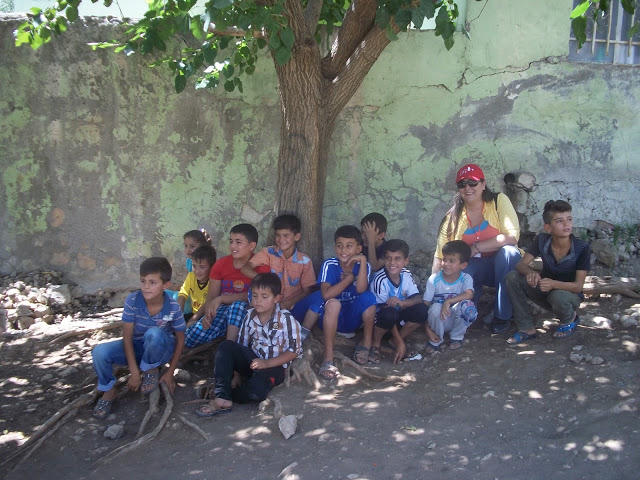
[92,327,175,391]
[463,245,521,322]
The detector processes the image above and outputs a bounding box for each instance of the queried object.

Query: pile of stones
[581,221,640,272]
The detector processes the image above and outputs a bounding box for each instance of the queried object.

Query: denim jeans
[463,245,521,321]
[92,326,175,391]
[505,270,581,330]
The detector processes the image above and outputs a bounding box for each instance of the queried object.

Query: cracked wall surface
[2,1,640,290]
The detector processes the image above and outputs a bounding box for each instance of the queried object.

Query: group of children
[91,200,590,419]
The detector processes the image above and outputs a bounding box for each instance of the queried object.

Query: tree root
[17,410,79,465]
[136,387,160,438]
[177,414,211,442]
[48,322,121,345]
[583,275,640,298]
[93,383,174,469]
[0,389,99,467]
[334,352,384,380]
[286,356,321,390]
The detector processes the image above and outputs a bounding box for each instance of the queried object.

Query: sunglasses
[456,179,482,189]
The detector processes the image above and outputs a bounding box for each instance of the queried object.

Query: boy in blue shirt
[505,200,591,344]
[91,257,186,419]
[302,225,377,379]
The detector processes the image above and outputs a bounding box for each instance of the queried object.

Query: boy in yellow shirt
[178,245,217,325]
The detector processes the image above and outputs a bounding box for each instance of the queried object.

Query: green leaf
[376,7,390,29]
[629,22,640,39]
[176,13,190,35]
[269,33,282,51]
[280,27,295,50]
[235,78,243,94]
[570,1,591,19]
[275,45,291,65]
[621,0,635,15]
[175,74,187,93]
[385,24,398,42]
[256,37,267,49]
[154,37,167,52]
[572,16,587,50]
[394,9,412,31]
[203,44,217,63]
[222,63,234,78]
[421,0,436,19]
[29,7,42,15]
[444,34,454,50]
[213,0,233,9]
[66,5,78,22]
[141,37,154,54]
[190,16,205,40]
[245,64,255,75]
[224,80,235,92]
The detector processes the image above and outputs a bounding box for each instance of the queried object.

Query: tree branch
[304,0,324,33]
[321,0,378,80]
[326,25,391,121]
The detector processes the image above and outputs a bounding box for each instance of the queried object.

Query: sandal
[92,398,115,420]
[553,317,580,339]
[424,342,441,355]
[507,331,538,345]
[140,369,159,395]
[368,346,381,364]
[318,361,340,380]
[449,340,464,350]
[195,402,233,418]
[353,345,369,365]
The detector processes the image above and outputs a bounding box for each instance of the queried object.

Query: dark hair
[439,181,498,240]
[183,229,212,246]
[383,239,409,258]
[251,272,282,296]
[542,200,572,224]
[360,212,388,234]
[140,257,172,283]
[192,245,217,266]
[334,225,362,245]
[273,214,301,234]
[230,223,259,244]
[442,240,472,263]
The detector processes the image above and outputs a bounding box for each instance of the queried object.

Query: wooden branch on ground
[583,276,640,299]
[136,387,160,438]
[334,351,384,380]
[287,355,321,390]
[93,383,174,469]
[178,414,211,442]
[16,410,79,466]
[89,308,124,318]
[49,322,121,345]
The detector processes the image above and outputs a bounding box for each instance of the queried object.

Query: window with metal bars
[569,0,640,64]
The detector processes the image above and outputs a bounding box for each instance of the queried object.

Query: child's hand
[159,370,176,394]
[250,358,268,370]
[440,300,452,321]
[204,298,222,327]
[386,296,401,308]
[128,370,142,391]
[526,272,541,288]
[347,254,366,268]
[538,278,554,292]
[361,221,379,245]
[340,271,355,283]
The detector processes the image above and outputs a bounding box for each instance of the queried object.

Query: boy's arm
[321,276,353,300]
[353,255,369,293]
[177,296,186,311]
[159,330,185,394]
[399,294,423,309]
[515,252,542,287]
[122,323,141,391]
[281,286,311,310]
[251,350,298,370]
[441,289,474,320]
[203,279,222,324]
[539,270,588,294]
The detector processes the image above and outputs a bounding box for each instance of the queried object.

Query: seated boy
[302,225,377,379]
[240,214,316,322]
[195,273,302,417]
[184,224,270,349]
[424,240,477,353]
[178,245,217,325]
[92,257,186,419]
[370,239,435,363]
[505,200,590,345]
[360,212,388,273]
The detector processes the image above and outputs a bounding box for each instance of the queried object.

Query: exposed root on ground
[93,383,173,469]
[178,414,211,442]
[136,387,160,438]
[48,322,121,345]
[287,354,321,390]
[334,352,384,380]
[584,276,640,298]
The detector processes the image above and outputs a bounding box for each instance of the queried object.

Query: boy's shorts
[315,291,376,333]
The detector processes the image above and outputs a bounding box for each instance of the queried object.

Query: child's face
[183,237,200,258]
[275,228,301,254]
[334,236,362,264]
[384,250,409,276]
[544,211,573,238]
[140,273,169,303]
[441,253,467,277]
[250,286,280,316]
[229,233,256,260]
[192,259,212,283]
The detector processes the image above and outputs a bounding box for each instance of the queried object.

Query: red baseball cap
[456,164,484,182]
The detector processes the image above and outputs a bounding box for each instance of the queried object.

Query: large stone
[5,288,21,299]
[45,284,72,306]
[17,316,36,329]
[33,304,52,318]
[590,239,617,267]
[15,301,34,317]
[103,424,125,440]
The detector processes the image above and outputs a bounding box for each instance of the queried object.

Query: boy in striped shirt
[196,273,302,417]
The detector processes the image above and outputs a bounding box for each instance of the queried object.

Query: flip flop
[368,346,381,364]
[449,340,464,350]
[318,361,340,380]
[92,398,115,420]
[425,342,441,355]
[195,402,233,418]
[553,317,580,339]
[507,331,538,345]
[353,344,369,365]
[141,369,159,395]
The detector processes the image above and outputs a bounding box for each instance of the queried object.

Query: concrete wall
[2,0,639,291]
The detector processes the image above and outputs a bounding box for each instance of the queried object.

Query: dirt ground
[1,294,639,480]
